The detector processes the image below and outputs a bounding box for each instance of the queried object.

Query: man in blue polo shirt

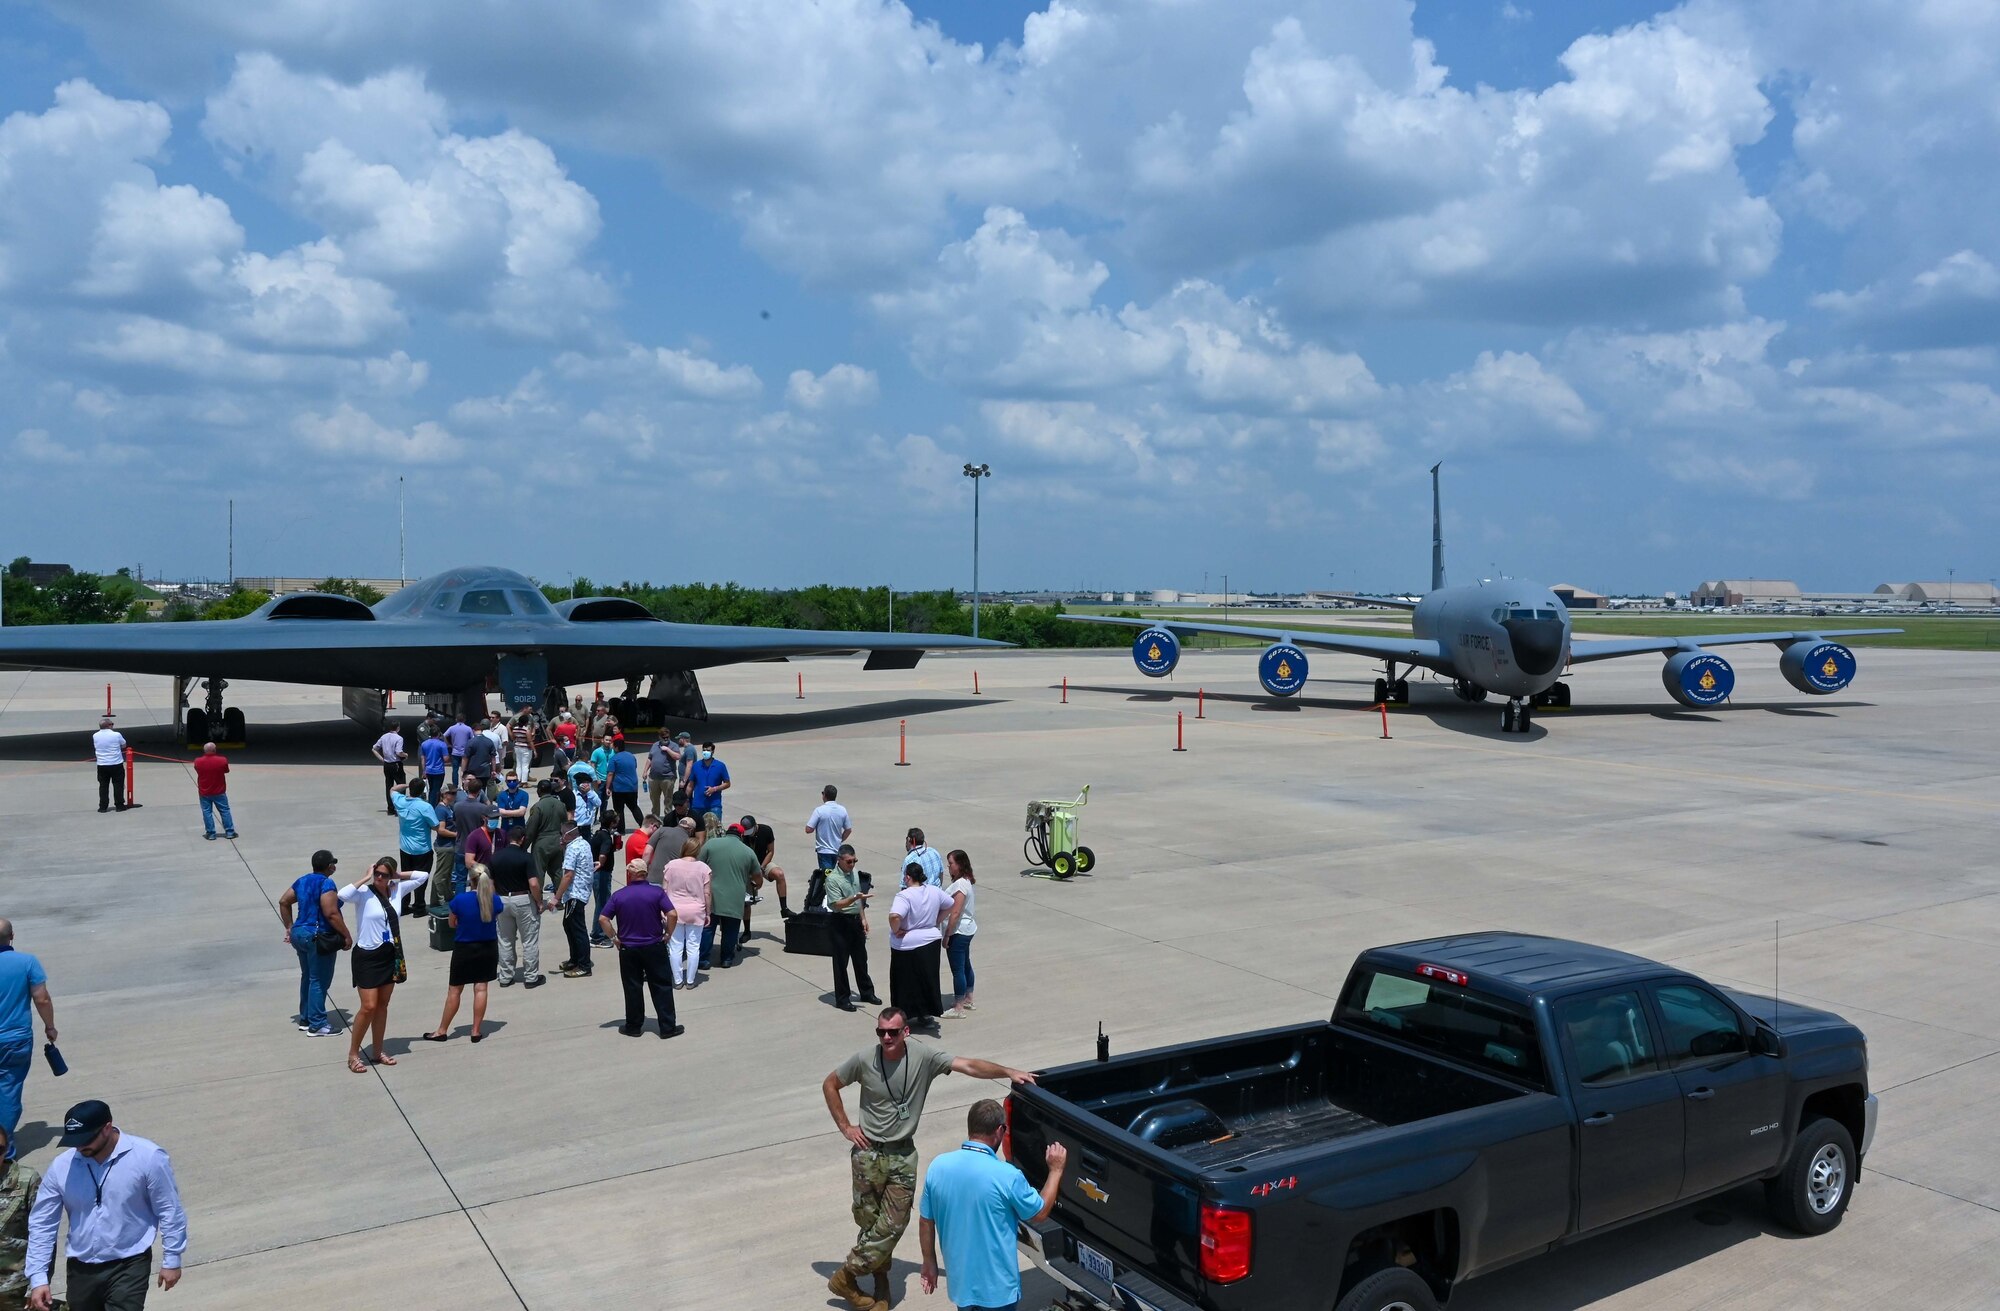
[418,731,449,803]
[919,1099,1067,1311]
[0,919,56,1161]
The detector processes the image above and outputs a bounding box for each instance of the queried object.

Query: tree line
[0,564,1135,648]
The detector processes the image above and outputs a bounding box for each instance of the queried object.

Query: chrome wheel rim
[1806,1142,1847,1214]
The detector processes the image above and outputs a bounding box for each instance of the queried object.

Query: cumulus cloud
[878,208,1376,413]
[292,403,465,462]
[786,363,879,410]
[554,342,762,402]
[1812,251,2000,349]
[204,55,612,339]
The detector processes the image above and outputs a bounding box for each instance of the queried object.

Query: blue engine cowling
[1258,642,1308,697]
[1132,627,1181,678]
[1779,640,1856,695]
[1663,650,1734,707]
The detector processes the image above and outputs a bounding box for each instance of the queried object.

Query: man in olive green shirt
[819,1009,1035,1310]
[522,781,569,886]
[700,827,759,968]
[823,845,879,1011]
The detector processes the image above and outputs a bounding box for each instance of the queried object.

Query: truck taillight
[1198,1202,1252,1284]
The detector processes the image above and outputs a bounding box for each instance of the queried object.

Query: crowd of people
[33,691,1031,1310]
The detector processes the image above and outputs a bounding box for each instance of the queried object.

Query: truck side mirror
[1752,1023,1784,1058]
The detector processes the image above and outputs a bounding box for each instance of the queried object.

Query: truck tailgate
[1010,1083,1209,1300]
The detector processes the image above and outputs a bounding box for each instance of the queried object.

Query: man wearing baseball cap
[25,1100,188,1309]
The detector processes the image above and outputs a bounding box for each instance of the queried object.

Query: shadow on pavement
[0,696,996,765]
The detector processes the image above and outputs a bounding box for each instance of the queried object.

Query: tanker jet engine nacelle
[1132,627,1181,678]
[1663,650,1734,707]
[1258,642,1309,697]
[1779,640,1857,695]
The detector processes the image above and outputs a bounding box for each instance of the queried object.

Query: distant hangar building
[1692,579,1802,607]
[1874,581,1999,608]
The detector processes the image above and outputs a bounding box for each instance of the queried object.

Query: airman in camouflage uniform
[821,1010,1036,1311]
[0,1138,42,1311]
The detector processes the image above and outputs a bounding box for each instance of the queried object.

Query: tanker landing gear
[1452,679,1489,703]
[1501,697,1532,733]
[1373,665,1410,706]
[1530,681,1572,709]
[178,676,245,747]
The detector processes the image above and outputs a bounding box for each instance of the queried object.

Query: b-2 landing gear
[1501,698,1533,733]
[178,676,245,747]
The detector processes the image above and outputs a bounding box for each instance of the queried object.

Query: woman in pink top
[662,829,712,988]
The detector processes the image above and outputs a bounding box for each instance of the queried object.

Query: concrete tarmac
[0,645,1995,1309]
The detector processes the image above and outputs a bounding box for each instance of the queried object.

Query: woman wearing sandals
[425,863,503,1044]
[941,849,978,1019]
[339,856,429,1073]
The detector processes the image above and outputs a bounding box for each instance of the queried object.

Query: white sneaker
[942,1007,968,1020]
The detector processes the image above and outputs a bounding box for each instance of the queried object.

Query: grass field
[1064,605,2000,651]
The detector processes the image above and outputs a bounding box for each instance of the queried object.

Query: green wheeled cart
[1024,786,1094,878]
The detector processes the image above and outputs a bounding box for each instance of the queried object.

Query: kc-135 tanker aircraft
[0,568,1004,745]
[1067,465,1900,732]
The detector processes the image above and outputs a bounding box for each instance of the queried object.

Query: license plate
[1077,1242,1114,1282]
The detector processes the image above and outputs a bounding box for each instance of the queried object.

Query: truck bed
[1174,1100,1385,1170]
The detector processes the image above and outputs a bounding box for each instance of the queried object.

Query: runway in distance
[0,565,1004,745]
[1065,465,1900,732]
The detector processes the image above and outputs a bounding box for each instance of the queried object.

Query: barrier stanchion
[1173,712,1187,752]
[796,672,804,700]
[1379,702,1392,740]
[1197,688,1205,719]
[1061,676,1067,704]
[105,683,113,716]
[974,670,981,696]
[895,719,911,766]
[124,746,136,804]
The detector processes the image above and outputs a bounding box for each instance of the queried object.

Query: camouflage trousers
[843,1144,917,1277]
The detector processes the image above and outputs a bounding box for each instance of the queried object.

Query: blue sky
[1,1,1995,596]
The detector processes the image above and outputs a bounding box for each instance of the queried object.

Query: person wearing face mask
[338,856,428,1074]
[686,741,730,832]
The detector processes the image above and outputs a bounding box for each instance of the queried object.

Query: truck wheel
[1335,1267,1438,1311]
[1765,1115,1856,1235]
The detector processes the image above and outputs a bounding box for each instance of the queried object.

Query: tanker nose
[1503,618,1566,676]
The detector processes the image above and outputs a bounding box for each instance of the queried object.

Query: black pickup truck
[1009,933,1877,1311]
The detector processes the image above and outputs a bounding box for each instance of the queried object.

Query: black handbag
[315,924,348,954]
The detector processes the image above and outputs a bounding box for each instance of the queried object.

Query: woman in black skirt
[339,856,430,1073]
[887,860,948,1028]
[424,863,503,1043]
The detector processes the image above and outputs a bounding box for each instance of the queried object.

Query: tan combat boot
[872,1268,892,1307]
[827,1267,877,1311]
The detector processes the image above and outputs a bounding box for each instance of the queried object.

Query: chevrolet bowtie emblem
[1078,1178,1109,1204]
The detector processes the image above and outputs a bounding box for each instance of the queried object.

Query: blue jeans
[425,774,444,803]
[817,851,839,870]
[947,933,975,1000]
[592,868,613,936]
[0,1036,30,1159]
[449,757,463,787]
[290,926,337,1030]
[200,792,236,837]
[700,916,742,968]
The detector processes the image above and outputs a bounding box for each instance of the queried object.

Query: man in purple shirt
[599,860,684,1039]
[442,713,475,788]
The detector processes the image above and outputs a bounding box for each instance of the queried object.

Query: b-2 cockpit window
[458,589,514,615]
[508,589,553,616]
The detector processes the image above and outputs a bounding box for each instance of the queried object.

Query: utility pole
[228,499,234,587]
[962,462,991,638]
[399,476,406,586]
[887,588,894,632]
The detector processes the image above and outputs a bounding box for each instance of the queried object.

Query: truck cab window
[1654,984,1747,1064]
[1337,966,1545,1088]
[1559,991,1657,1085]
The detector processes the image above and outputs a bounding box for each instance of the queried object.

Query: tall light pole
[962,462,990,638]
